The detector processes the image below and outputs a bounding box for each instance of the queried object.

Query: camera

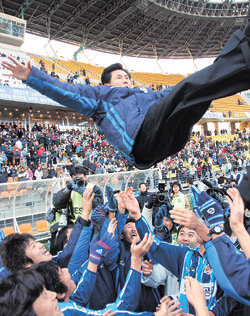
[73,177,84,186]
[147,180,171,209]
[201,178,229,212]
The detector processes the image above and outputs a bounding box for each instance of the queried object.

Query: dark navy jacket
[205,234,250,306]
[25,67,173,162]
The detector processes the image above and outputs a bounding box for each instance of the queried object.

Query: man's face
[140,184,147,193]
[33,288,63,316]
[25,239,52,264]
[177,227,201,249]
[121,222,140,244]
[163,217,173,231]
[106,70,132,88]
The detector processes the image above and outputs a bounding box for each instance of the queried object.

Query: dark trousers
[132,30,250,169]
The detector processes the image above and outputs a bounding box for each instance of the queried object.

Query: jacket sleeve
[70,268,97,307]
[25,66,100,117]
[117,211,129,236]
[141,263,169,288]
[55,217,85,268]
[53,188,70,209]
[68,223,93,276]
[205,234,250,306]
[113,269,141,311]
[100,218,120,271]
[136,216,189,278]
[210,295,239,316]
[59,302,154,316]
[92,185,104,209]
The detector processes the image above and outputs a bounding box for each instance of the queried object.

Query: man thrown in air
[2,16,250,169]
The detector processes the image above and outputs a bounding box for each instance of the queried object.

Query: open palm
[1,55,32,81]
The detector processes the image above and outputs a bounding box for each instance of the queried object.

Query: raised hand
[226,188,245,231]
[116,191,126,214]
[81,187,95,220]
[1,55,32,81]
[107,218,118,236]
[185,277,209,316]
[131,233,154,259]
[155,297,182,316]
[121,188,141,220]
[102,309,116,316]
[170,208,199,230]
[142,259,153,276]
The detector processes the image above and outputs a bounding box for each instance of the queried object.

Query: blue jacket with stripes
[25,67,173,163]
[136,216,218,314]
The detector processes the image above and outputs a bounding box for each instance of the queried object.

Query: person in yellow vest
[170,181,190,210]
[48,165,103,244]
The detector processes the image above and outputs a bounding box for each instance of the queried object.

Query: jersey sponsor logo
[207,207,215,215]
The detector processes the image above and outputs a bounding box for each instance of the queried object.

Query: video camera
[201,178,229,211]
[146,180,171,209]
[73,177,85,186]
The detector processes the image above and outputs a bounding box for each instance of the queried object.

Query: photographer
[144,180,170,228]
[49,165,103,241]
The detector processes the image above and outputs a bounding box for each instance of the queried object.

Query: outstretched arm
[1,56,99,117]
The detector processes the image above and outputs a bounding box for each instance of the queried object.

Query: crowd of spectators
[0,121,249,184]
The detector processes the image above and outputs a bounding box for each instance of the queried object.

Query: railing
[0,168,162,238]
[1,163,246,239]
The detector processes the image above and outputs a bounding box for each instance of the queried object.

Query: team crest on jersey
[207,207,215,215]
[204,265,213,275]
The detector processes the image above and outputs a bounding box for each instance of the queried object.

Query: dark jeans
[132,30,250,169]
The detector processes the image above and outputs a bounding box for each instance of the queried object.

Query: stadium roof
[1,0,249,58]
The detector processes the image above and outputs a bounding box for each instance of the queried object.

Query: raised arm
[2,56,100,117]
[226,188,250,258]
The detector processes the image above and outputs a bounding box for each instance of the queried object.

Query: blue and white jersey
[136,216,218,314]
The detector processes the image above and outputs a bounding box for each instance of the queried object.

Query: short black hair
[186,177,193,185]
[177,225,184,236]
[0,233,35,272]
[139,182,146,188]
[69,165,87,177]
[0,268,44,316]
[51,224,73,254]
[172,181,181,190]
[124,217,136,226]
[35,261,68,296]
[101,63,131,85]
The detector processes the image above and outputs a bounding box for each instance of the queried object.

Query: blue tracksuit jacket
[60,268,148,315]
[59,303,153,316]
[136,216,218,314]
[25,67,173,162]
[205,234,250,306]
